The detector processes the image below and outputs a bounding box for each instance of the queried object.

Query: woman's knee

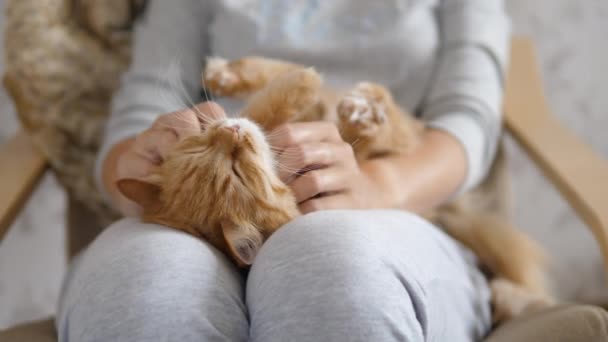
[249,208,474,300]
[254,209,440,268]
[72,218,241,289]
[247,210,430,341]
[57,218,248,341]
[248,210,437,303]
[249,210,390,290]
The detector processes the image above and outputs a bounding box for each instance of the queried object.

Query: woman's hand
[270,123,469,215]
[102,102,225,216]
[269,121,384,214]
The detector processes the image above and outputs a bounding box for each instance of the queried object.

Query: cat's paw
[490,278,554,324]
[203,57,242,96]
[337,83,387,136]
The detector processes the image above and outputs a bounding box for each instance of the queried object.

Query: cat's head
[117,116,298,267]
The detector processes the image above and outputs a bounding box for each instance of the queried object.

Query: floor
[1,0,607,329]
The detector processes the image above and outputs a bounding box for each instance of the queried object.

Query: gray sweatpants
[56,210,491,341]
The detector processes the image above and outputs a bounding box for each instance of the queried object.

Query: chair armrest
[504,38,608,276]
[0,131,47,242]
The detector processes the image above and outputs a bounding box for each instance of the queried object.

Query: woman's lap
[248,210,491,341]
[57,210,491,342]
[56,217,249,342]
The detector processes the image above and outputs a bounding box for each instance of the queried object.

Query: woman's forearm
[361,128,468,213]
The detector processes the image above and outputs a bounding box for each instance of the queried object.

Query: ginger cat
[118,56,554,322]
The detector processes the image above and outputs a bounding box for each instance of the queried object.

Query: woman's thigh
[56,217,248,342]
[247,209,491,342]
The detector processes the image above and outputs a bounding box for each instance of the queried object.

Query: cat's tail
[242,68,324,131]
[436,205,550,297]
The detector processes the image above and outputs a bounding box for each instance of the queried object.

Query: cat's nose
[223,124,241,134]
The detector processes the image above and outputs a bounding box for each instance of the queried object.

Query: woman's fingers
[269,122,349,182]
[299,193,352,214]
[268,121,342,152]
[276,140,357,201]
[135,101,227,165]
[116,148,160,180]
[276,142,336,182]
[133,129,178,163]
[289,167,345,203]
[277,141,355,183]
[269,127,362,209]
[195,101,226,124]
[152,101,226,138]
[152,108,199,138]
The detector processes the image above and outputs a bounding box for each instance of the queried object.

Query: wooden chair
[1,38,608,341]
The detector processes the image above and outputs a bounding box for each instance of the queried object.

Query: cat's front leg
[335,82,395,160]
[336,82,423,160]
[203,56,302,99]
[203,57,242,97]
[336,82,389,138]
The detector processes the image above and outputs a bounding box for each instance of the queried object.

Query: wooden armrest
[504,38,608,277]
[0,131,47,242]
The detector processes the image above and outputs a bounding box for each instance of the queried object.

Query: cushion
[0,318,55,342]
[486,304,608,341]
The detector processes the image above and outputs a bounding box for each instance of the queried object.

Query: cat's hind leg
[203,57,303,99]
[490,278,555,323]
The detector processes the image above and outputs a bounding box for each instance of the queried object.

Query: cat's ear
[221,220,263,267]
[116,178,161,212]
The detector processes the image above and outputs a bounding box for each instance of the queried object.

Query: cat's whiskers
[264,128,290,139]
[160,56,229,127]
[270,153,309,161]
[273,164,317,176]
[273,163,301,171]
[274,158,328,172]
[267,148,309,158]
[268,144,298,152]
[199,68,231,121]
[349,137,361,149]
[152,116,222,134]
[272,161,306,171]
[200,80,215,104]
[189,105,216,125]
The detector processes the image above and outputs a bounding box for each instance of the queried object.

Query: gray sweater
[96,0,511,197]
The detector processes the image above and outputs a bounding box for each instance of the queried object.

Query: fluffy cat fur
[118,57,554,321]
[3,0,147,239]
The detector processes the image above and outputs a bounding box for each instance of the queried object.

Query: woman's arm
[421,0,511,193]
[269,122,467,214]
[361,129,467,213]
[96,0,212,213]
[365,0,511,212]
[273,1,510,214]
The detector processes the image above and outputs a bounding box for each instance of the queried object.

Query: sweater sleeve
[422,0,510,193]
[94,0,212,199]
